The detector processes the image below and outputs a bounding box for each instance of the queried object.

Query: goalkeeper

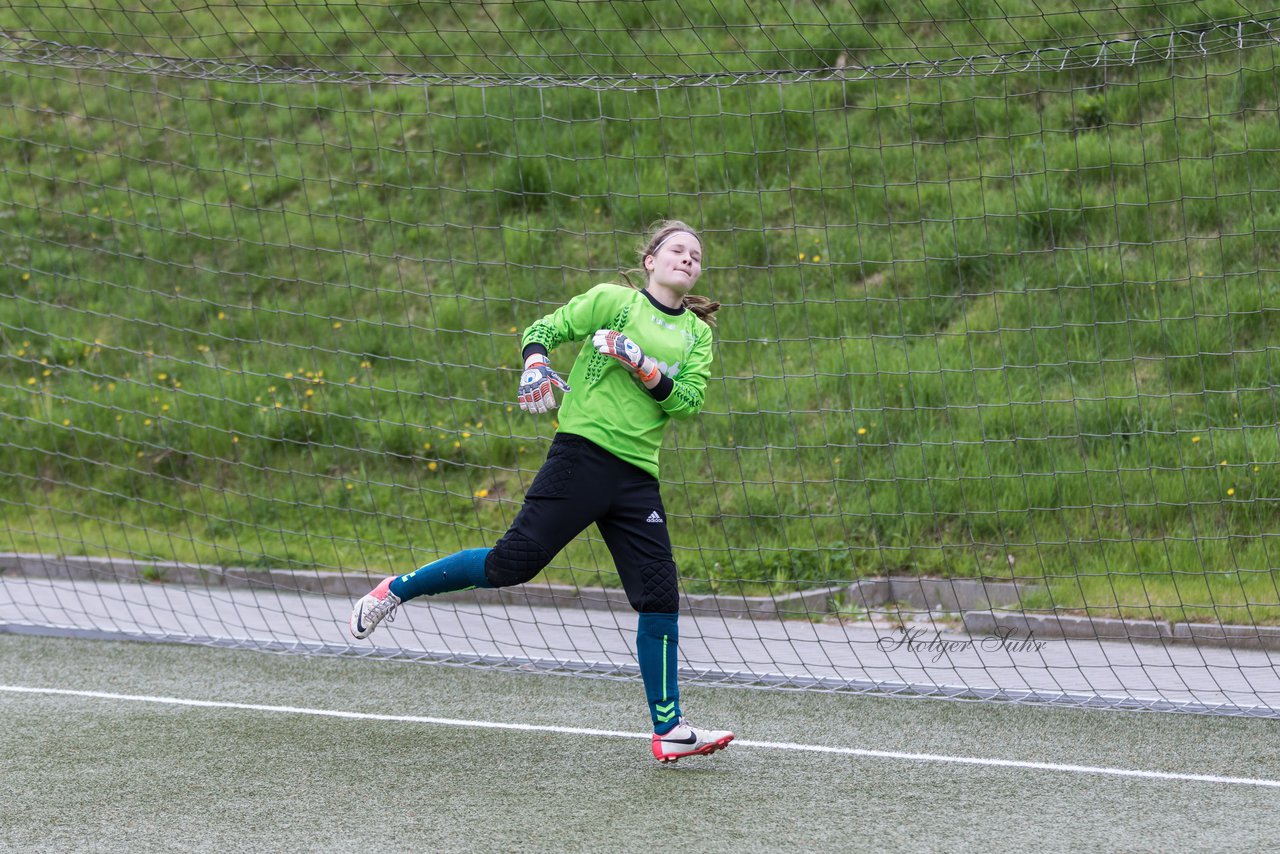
[348,220,733,763]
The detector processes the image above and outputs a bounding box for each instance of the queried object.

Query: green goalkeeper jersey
[522,283,715,479]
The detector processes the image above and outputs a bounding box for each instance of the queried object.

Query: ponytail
[680,294,720,327]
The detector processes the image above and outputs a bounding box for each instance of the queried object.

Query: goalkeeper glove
[517,356,571,414]
[591,330,660,384]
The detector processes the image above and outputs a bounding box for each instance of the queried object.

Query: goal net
[4,1,1280,716]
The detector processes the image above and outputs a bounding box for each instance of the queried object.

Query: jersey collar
[641,288,686,317]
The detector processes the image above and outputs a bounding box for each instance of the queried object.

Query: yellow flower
[857,427,867,435]
[1191,436,1201,443]
[1220,460,1228,466]
[813,255,821,262]
[346,483,353,490]
[332,322,343,330]
[453,441,461,448]
[423,442,431,450]
[217,311,225,320]
[161,404,170,412]
[144,419,153,426]
[427,461,438,472]
[21,272,30,281]
[462,432,471,439]
[474,488,490,498]
[157,373,167,381]
[304,389,314,397]
[232,436,239,443]
[798,253,806,261]
[26,377,36,386]
[284,372,293,380]
[61,419,70,426]
[1227,488,1236,496]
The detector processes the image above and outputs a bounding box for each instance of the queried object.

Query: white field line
[4,683,1279,789]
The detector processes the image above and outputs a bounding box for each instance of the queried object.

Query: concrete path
[3,576,1279,716]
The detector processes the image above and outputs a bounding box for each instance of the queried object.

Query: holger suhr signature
[877,626,1049,663]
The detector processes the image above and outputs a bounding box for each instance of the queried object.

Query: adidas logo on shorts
[646,511,664,524]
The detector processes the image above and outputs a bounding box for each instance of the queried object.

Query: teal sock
[637,612,681,734]
[389,548,493,602]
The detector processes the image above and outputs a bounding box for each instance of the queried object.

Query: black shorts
[485,432,679,613]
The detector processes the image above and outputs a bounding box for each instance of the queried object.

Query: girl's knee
[626,560,679,613]
[484,530,552,588]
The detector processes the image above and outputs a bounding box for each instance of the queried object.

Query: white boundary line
[4,683,1279,789]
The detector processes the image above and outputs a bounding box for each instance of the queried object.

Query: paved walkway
[3,576,1279,716]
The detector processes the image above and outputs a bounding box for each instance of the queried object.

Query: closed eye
[670,243,701,263]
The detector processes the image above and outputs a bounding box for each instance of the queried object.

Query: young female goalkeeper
[348,220,732,763]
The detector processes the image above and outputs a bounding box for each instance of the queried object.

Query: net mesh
[4,0,1280,716]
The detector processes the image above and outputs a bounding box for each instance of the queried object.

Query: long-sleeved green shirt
[522,283,714,479]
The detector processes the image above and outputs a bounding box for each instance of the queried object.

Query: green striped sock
[637,612,681,734]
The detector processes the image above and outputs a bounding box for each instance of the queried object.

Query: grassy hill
[3,1,1280,622]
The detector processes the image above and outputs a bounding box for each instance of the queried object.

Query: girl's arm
[517,284,629,413]
[649,323,714,420]
[522,283,630,354]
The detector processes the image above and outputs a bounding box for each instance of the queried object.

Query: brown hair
[620,219,721,327]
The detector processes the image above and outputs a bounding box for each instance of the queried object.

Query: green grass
[6,635,1280,852]
[4,1,1280,621]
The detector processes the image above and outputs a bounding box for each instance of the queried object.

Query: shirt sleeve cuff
[646,374,674,402]
[522,343,549,364]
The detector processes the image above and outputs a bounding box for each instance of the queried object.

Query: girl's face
[644,232,702,292]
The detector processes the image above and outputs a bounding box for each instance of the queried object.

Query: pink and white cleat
[348,576,401,639]
[651,717,735,763]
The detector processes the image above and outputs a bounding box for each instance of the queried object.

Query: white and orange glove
[517,355,571,413]
[592,330,660,384]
